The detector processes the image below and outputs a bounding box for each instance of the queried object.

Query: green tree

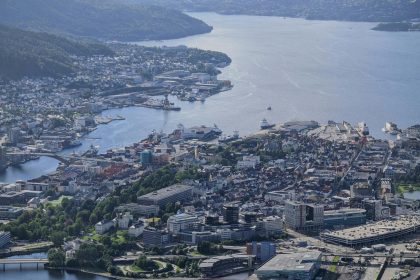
[48,248,65,267]
[50,231,66,247]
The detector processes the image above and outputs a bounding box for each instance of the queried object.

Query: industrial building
[137,184,193,208]
[321,216,420,246]
[255,251,322,280]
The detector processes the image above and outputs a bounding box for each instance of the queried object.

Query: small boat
[267,106,272,111]
[260,118,275,130]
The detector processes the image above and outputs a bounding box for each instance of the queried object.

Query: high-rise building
[284,201,324,232]
[223,204,239,224]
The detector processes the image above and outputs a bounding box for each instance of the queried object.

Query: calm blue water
[1,253,108,280]
[1,13,419,185]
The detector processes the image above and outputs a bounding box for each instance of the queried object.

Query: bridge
[0,258,48,271]
[322,252,420,260]
[6,152,138,166]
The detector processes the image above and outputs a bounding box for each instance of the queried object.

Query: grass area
[397,184,420,194]
[328,256,340,273]
[146,217,161,223]
[48,195,72,206]
[189,251,205,257]
[112,230,127,245]
[129,265,145,272]
[126,260,165,273]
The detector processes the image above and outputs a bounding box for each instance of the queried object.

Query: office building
[246,241,276,262]
[167,213,199,234]
[143,227,171,248]
[323,208,366,230]
[0,231,11,248]
[0,206,24,220]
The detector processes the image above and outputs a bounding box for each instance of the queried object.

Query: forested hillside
[137,0,420,22]
[0,25,113,80]
[0,0,212,41]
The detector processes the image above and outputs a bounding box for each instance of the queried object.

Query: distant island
[0,0,212,41]
[373,22,420,32]
[139,0,420,22]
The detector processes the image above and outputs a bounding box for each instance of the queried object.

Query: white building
[95,220,115,234]
[167,213,199,234]
[128,221,145,237]
[262,216,284,234]
[237,155,261,169]
[117,212,133,229]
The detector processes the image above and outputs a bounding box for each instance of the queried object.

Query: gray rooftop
[257,251,322,273]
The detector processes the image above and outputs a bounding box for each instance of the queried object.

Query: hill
[0,25,114,80]
[373,22,420,32]
[0,0,212,41]
[137,0,420,22]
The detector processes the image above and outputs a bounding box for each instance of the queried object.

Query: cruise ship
[260,118,275,130]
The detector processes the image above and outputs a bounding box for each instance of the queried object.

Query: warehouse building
[137,184,193,208]
[255,251,322,280]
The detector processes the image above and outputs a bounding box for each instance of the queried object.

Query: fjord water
[1,13,420,182]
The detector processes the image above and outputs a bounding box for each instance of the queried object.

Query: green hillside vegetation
[0,0,212,41]
[373,22,420,31]
[0,25,114,80]
[137,0,420,22]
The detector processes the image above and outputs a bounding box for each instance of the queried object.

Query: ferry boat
[260,118,275,130]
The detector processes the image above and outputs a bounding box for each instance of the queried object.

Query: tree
[50,231,66,247]
[134,255,159,271]
[48,248,65,267]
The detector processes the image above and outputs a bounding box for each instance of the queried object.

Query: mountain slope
[0,25,114,80]
[0,0,212,41]
[136,0,420,22]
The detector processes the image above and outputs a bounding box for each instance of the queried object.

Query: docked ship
[382,122,401,135]
[138,95,181,111]
[260,118,275,130]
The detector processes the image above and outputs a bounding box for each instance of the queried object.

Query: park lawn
[112,230,128,244]
[48,195,73,206]
[397,184,420,194]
